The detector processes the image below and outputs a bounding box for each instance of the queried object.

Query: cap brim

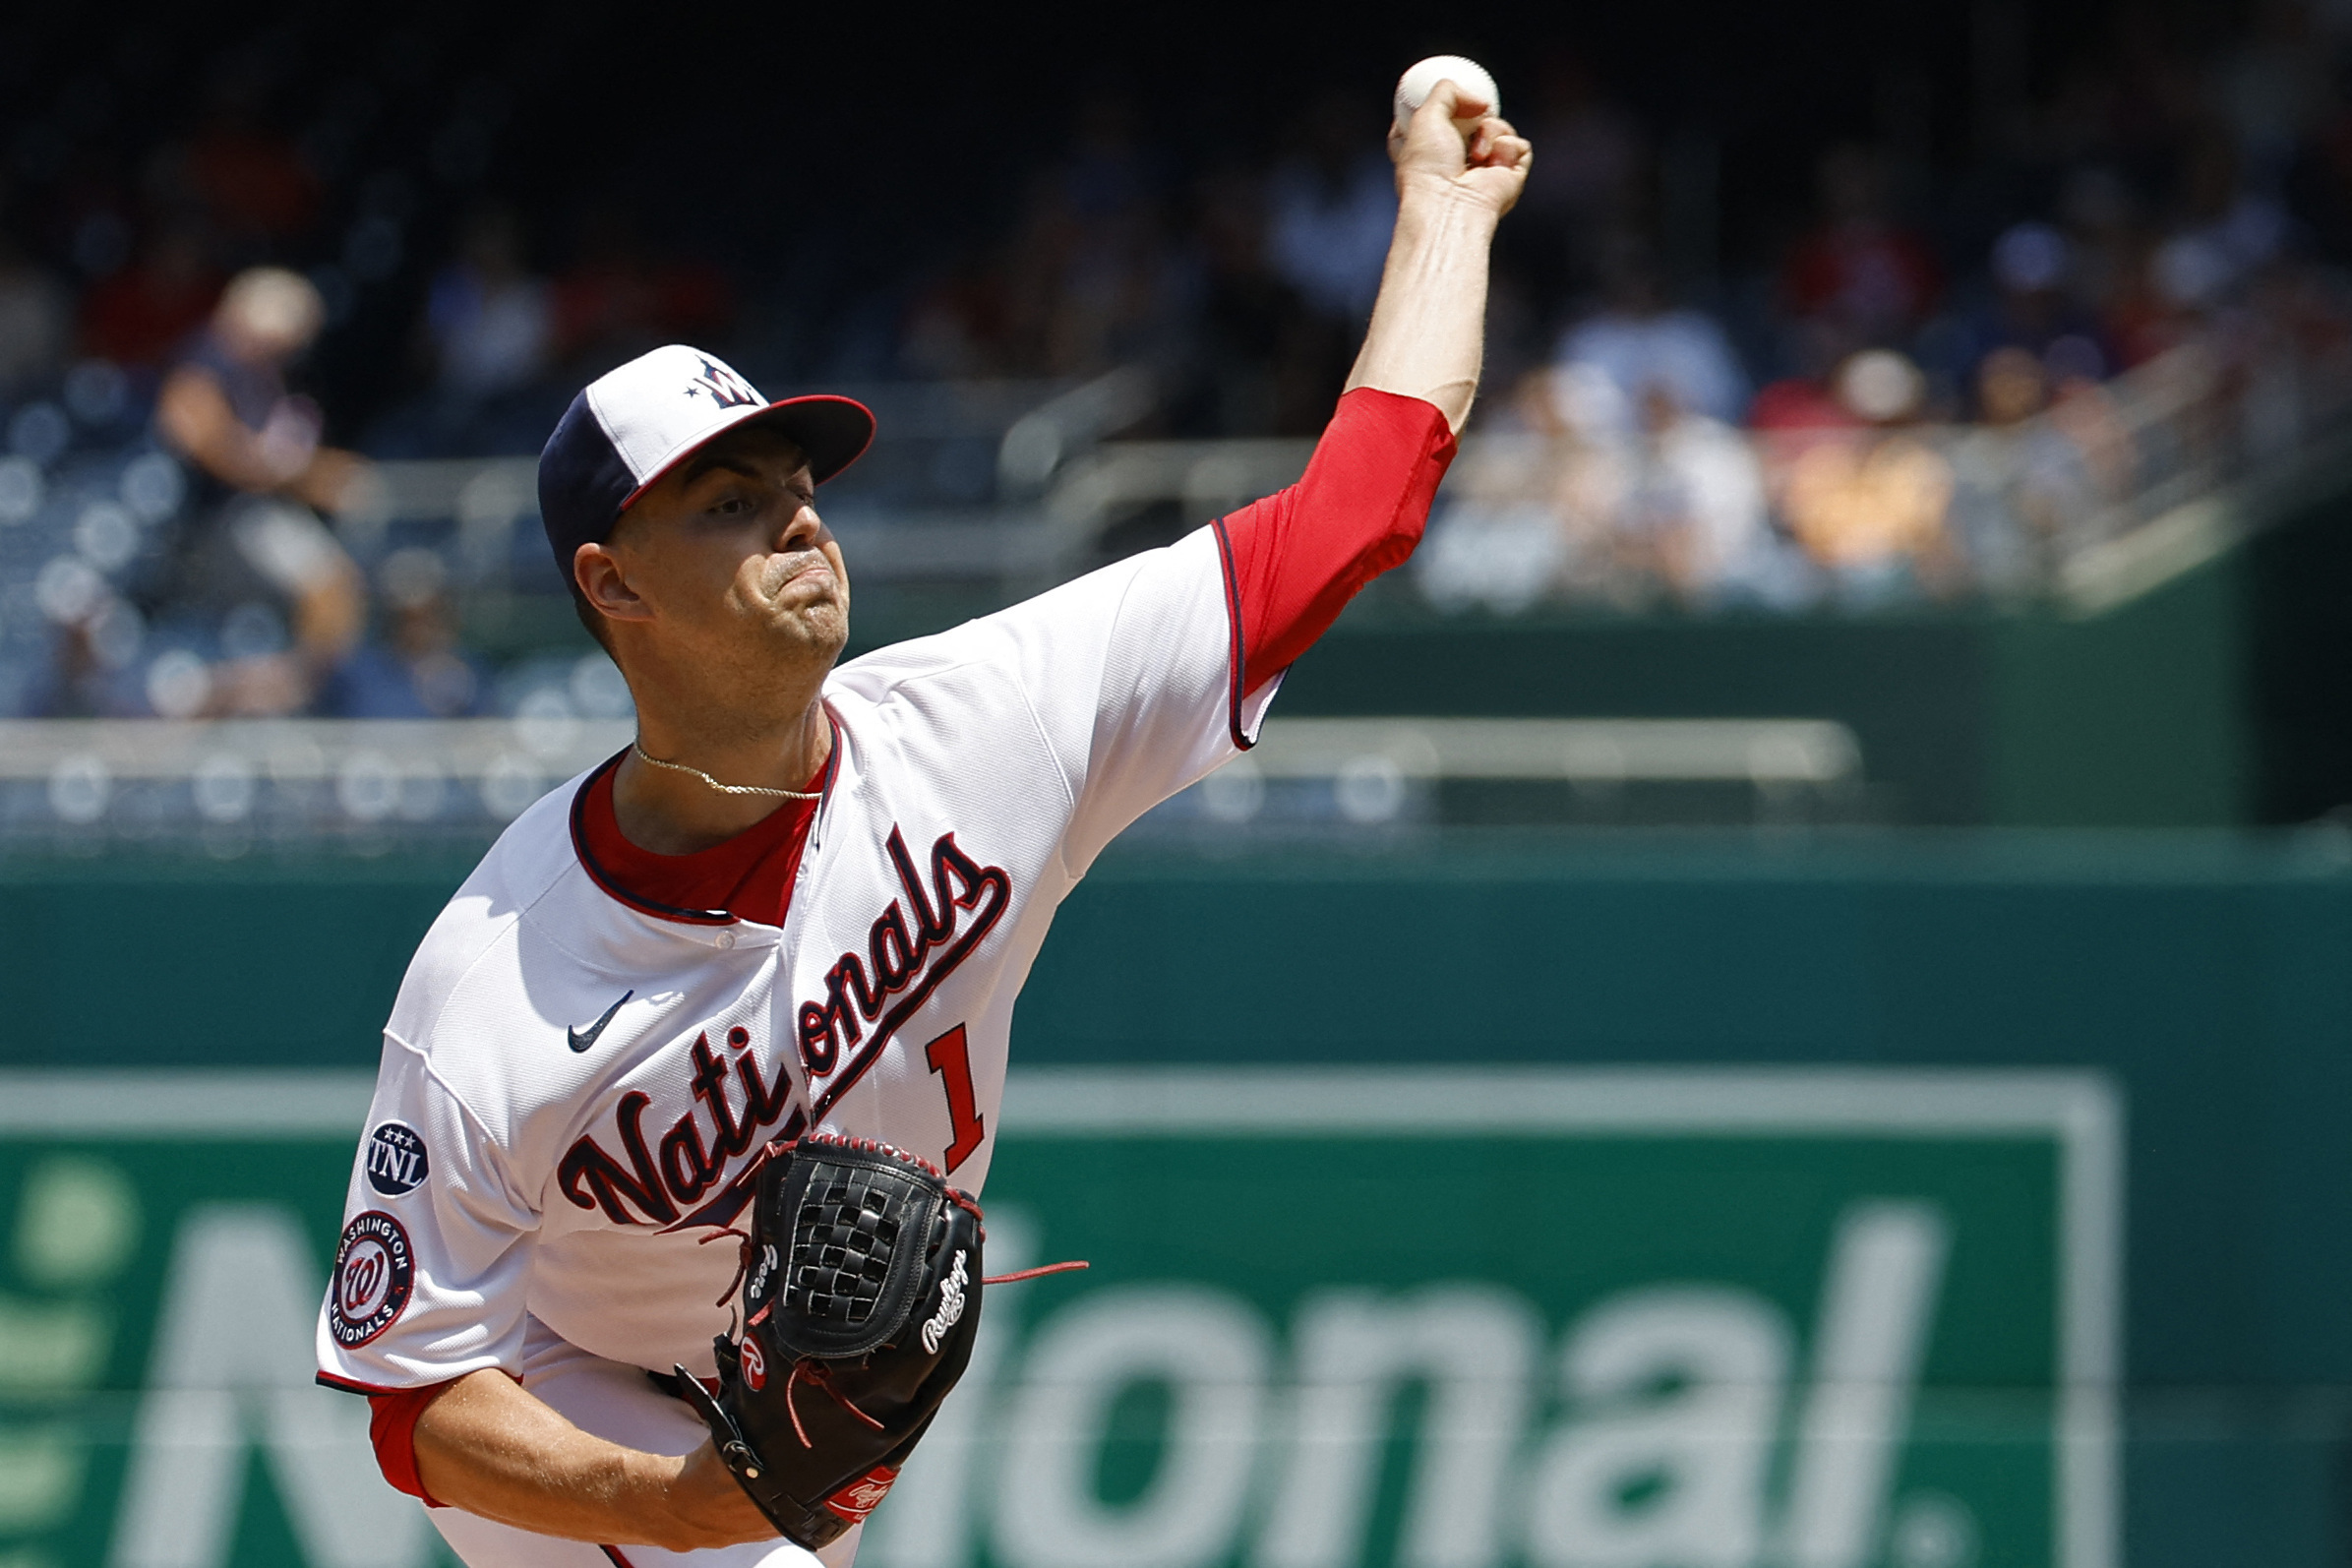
[618,392,876,511]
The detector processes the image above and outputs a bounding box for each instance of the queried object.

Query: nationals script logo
[796,827,1008,1086]
[558,1023,800,1230]
[557,826,1009,1231]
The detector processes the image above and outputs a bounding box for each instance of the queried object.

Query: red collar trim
[567,712,841,927]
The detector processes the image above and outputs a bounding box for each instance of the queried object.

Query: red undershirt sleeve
[1213,387,1459,699]
[369,1383,455,1507]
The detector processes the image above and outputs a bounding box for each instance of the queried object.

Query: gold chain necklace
[630,743,821,801]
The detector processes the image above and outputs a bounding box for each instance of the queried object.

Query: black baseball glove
[674,1132,986,1548]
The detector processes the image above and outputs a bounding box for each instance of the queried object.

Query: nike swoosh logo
[568,991,633,1054]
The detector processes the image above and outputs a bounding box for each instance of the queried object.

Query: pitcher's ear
[575,541,652,625]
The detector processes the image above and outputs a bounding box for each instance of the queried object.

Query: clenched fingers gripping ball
[1393,55,1501,132]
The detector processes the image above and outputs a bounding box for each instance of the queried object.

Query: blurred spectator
[2113,224,2247,367]
[1779,145,1942,354]
[1978,346,2056,427]
[0,2,2338,651]
[901,253,1012,380]
[1553,240,1748,430]
[177,71,321,251]
[151,267,368,715]
[78,223,223,370]
[2288,83,2352,264]
[1169,169,1347,436]
[1748,370,1860,436]
[1416,379,1580,614]
[325,549,486,718]
[1266,91,1398,324]
[31,570,149,719]
[1966,222,2112,392]
[2099,234,2189,369]
[2238,257,2352,456]
[1620,384,1772,606]
[1512,52,1646,299]
[1945,346,2103,586]
[2214,0,2333,188]
[552,204,734,370]
[1779,350,1960,600]
[1425,368,1774,613]
[998,94,1185,378]
[427,208,553,401]
[0,234,69,393]
[159,268,367,512]
[1417,492,1573,616]
[2056,166,2147,320]
[2175,135,2291,287]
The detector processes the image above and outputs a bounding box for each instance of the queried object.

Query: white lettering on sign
[995,1285,1271,1568]
[1524,1286,1792,1568]
[108,1206,426,1568]
[879,1198,1953,1568]
[1260,1284,1541,1568]
[1779,1202,1953,1568]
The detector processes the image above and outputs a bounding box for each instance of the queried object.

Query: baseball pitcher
[315,81,1531,1567]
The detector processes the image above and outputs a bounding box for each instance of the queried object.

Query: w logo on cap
[686,357,761,410]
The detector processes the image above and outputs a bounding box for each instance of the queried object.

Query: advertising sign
[0,1067,2117,1568]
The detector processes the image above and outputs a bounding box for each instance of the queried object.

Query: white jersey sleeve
[316,1034,540,1390]
[964,527,1273,871]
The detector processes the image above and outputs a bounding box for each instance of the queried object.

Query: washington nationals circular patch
[329,1211,414,1348]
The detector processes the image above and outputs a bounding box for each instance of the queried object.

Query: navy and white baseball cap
[537,344,874,585]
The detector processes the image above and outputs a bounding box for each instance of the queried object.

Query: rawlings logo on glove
[922,1250,969,1354]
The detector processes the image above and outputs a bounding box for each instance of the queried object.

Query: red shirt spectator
[550,208,736,365]
[1747,377,1857,434]
[79,227,223,369]
[1779,146,1943,341]
[1781,225,1943,338]
[184,123,320,243]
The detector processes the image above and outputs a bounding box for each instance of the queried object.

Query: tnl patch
[364,1122,429,1196]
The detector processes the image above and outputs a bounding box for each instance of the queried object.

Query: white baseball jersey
[315,524,1274,1562]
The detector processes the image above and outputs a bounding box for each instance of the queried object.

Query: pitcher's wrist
[1395,178,1505,233]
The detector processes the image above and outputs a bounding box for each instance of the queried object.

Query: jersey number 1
[925,1024,986,1175]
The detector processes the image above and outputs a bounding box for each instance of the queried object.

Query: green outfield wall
[0,832,2348,1568]
[1272,454,2352,829]
[1283,581,2258,829]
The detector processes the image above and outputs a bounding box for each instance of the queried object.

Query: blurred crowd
[1418,13,2352,612]
[3,6,2352,717]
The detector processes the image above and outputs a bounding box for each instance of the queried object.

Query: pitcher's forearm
[412,1367,768,1550]
[1344,188,1501,433]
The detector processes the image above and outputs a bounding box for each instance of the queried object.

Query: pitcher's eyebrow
[679,452,762,486]
[678,445,813,489]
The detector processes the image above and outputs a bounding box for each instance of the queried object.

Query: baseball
[1393,55,1500,132]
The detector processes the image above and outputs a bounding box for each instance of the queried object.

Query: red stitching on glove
[984,1260,1090,1284]
[782,1357,888,1448]
[698,1226,754,1307]
[792,1130,949,1181]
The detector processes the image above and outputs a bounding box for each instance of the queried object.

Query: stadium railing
[0,714,1865,846]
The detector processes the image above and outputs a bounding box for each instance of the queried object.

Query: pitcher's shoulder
[827,615,1020,706]
[384,778,592,1049]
